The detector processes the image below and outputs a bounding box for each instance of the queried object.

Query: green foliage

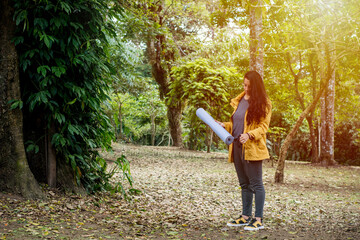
[83,154,139,198]
[183,26,250,72]
[170,58,237,110]
[8,99,23,110]
[267,126,287,158]
[25,140,40,154]
[335,122,360,166]
[104,81,168,146]
[12,0,132,193]
[210,0,246,28]
[111,155,141,197]
[262,0,360,164]
[107,21,147,95]
[169,58,240,150]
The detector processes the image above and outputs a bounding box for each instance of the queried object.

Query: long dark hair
[244,71,270,125]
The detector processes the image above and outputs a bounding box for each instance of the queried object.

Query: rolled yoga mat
[196,108,234,145]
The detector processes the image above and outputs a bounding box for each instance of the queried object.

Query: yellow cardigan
[224,92,272,162]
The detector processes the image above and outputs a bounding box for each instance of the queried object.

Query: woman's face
[243,78,251,95]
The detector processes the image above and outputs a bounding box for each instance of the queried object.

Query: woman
[216,71,271,231]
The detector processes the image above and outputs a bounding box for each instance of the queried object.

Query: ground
[1,143,360,239]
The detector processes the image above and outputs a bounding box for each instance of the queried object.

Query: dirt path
[1,143,360,239]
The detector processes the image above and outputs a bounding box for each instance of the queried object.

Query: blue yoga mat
[196,108,234,145]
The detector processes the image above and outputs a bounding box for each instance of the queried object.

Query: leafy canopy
[13,0,132,193]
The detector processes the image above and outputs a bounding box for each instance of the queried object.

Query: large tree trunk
[319,68,336,165]
[249,0,264,77]
[167,103,183,147]
[0,0,43,199]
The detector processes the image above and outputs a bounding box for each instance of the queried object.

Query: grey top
[232,97,249,138]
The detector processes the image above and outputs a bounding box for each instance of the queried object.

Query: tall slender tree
[319,44,336,165]
[249,0,264,77]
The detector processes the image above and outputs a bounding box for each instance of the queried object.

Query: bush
[334,121,360,166]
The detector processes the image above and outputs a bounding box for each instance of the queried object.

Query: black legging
[233,142,265,218]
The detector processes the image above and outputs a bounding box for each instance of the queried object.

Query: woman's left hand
[239,133,249,144]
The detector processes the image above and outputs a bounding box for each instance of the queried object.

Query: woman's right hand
[215,120,225,128]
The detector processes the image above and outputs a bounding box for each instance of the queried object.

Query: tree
[0,0,43,198]
[169,58,239,151]
[319,48,336,165]
[126,0,182,146]
[249,0,264,77]
[106,27,149,142]
[8,0,131,194]
[285,52,319,163]
[138,86,167,146]
[264,0,340,165]
[272,0,360,182]
[106,87,168,146]
[125,0,216,147]
[208,0,266,75]
[274,47,335,183]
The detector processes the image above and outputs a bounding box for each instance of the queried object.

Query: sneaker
[227,216,251,227]
[244,218,264,231]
